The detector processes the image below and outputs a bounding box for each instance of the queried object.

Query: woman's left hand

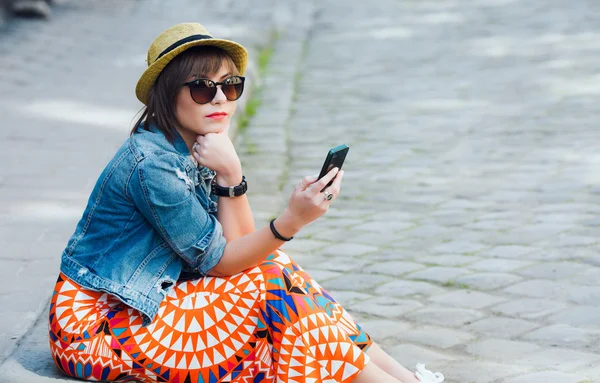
[192,133,242,183]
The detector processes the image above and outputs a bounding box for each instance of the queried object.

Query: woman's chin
[206,121,230,133]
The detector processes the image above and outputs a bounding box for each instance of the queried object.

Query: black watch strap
[211,175,247,197]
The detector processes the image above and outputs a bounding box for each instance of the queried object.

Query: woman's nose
[211,85,227,103]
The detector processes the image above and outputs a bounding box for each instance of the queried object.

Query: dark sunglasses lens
[222,77,244,101]
[190,80,216,104]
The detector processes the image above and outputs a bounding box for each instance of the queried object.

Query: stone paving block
[462,317,539,338]
[350,297,424,318]
[403,225,456,239]
[394,325,475,349]
[431,241,489,255]
[303,227,350,242]
[405,307,484,327]
[375,280,443,298]
[300,268,342,283]
[547,306,600,328]
[358,319,412,341]
[342,231,400,247]
[325,290,374,307]
[577,364,600,382]
[491,299,566,319]
[358,249,417,262]
[280,238,330,253]
[419,254,481,266]
[520,348,600,371]
[526,248,589,261]
[567,285,600,306]
[386,344,455,370]
[319,242,379,257]
[429,290,506,309]
[456,272,523,290]
[310,257,372,272]
[541,234,599,248]
[468,258,534,272]
[363,261,424,276]
[522,324,600,350]
[421,213,476,228]
[572,266,600,286]
[405,266,470,284]
[464,220,521,231]
[504,279,571,299]
[465,339,540,363]
[435,360,532,383]
[503,371,593,383]
[371,209,415,222]
[505,280,600,305]
[352,220,414,232]
[480,245,538,259]
[516,261,591,280]
[321,272,394,293]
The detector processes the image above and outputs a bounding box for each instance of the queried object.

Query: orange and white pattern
[49,250,372,382]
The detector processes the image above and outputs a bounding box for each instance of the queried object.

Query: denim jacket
[60,123,226,326]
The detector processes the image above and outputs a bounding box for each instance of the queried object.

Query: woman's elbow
[205,261,232,277]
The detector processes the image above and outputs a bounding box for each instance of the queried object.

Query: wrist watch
[211,175,248,197]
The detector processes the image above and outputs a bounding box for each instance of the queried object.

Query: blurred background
[1,0,600,382]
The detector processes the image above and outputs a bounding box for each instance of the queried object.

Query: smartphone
[318,144,349,192]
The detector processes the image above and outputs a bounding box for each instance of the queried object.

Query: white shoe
[415,363,444,382]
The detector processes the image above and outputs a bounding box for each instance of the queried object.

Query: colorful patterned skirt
[49,250,373,382]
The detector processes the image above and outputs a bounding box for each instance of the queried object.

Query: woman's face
[175,63,237,141]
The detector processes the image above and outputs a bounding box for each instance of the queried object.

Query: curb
[234,0,317,228]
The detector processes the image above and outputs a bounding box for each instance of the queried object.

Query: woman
[48,23,444,383]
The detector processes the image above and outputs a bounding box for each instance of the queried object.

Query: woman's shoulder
[129,129,187,167]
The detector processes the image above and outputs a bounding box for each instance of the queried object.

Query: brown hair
[132,46,240,142]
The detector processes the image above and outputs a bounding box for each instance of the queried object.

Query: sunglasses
[183,75,245,104]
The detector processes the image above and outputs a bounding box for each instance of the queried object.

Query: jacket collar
[145,123,216,178]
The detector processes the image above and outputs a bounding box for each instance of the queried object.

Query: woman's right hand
[281,167,344,231]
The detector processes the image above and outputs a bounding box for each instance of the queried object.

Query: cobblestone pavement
[240,0,600,382]
[1,0,600,382]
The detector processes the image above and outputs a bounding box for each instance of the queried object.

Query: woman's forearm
[216,173,255,242]
[207,209,300,277]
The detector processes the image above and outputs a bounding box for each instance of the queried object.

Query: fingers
[297,174,318,190]
[329,170,344,195]
[311,167,339,194]
[322,170,344,203]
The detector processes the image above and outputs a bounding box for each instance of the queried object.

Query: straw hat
[135,23,248,105]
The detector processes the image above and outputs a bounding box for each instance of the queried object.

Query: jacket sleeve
[128,153,226,274]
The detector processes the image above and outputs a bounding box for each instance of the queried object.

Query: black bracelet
[269,219,294,241]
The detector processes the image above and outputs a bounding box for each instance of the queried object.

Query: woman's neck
[175,127,196,154]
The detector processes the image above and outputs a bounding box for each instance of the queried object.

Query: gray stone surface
[405,307,484,327]
[465,339,541,363]
[462,317,539,338]
[434,360,531,383]
[394,325,475,349]
[504,371,592,383]
[363,260,425,275]
[429,290,506,309]
[457,272,524,290]
[522,324,600,351]
[4,0,600,381]
[405,266,470,283]
[522,348,600,371]
[491,299,567,319]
